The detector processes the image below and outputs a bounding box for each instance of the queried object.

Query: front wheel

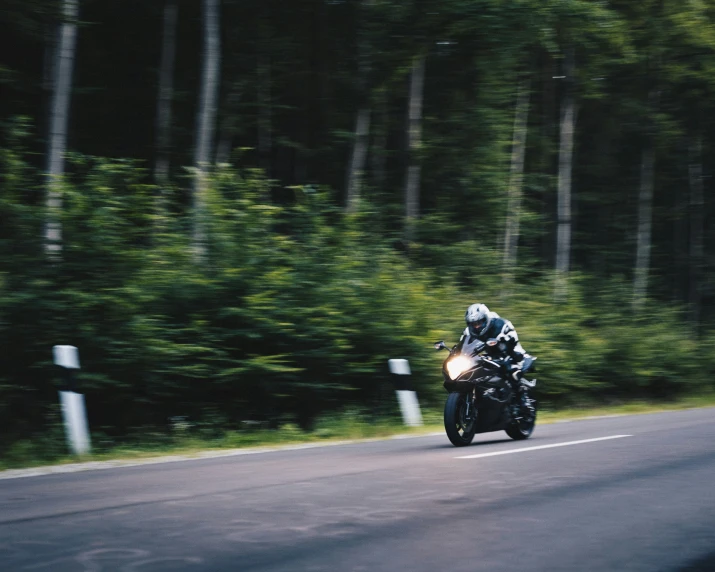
[505,396,537,440]
[444,392,477,447]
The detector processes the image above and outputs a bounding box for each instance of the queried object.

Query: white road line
[456,435,632,459]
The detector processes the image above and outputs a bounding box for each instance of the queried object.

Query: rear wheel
[444,392,477,447]
[505,396,537,440]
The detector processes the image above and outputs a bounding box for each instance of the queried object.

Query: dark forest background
[2,0,715,454]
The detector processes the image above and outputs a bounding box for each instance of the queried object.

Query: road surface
[2,407,715,571]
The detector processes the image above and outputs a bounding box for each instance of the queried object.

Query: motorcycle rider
[462,303,531,405]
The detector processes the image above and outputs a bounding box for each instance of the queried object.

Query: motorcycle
[434,335,538,447]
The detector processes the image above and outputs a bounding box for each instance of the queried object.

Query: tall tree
[256,2,272,175]
[154,0,177,187]
[404,53,425,242]
[554,47,576,301]
[632,140,656,311]
[345,108,370,213]
[345,0,374,214]
[502,76,531,284]
[44,0,79,258]
[192,0,221,261]
[632,89,658,312]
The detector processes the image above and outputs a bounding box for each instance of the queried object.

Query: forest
[1,0,715,456]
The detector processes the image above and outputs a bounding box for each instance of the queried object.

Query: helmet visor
[468,319,485,336]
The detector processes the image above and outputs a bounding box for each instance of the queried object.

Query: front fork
[464,389,476,420]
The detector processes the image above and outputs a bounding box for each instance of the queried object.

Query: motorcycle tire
[505,400,537,440]
[444,391,477,447]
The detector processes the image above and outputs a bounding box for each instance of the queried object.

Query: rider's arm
[495,320,524,362]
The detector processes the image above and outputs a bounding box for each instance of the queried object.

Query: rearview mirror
[433,341,448,351]
[486,338,498,347]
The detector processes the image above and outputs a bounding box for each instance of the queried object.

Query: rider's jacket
[461,313,526,365]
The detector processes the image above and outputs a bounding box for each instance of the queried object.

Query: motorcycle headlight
[446,356,472,380]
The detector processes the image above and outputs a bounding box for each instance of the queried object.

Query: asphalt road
[2,407,715,572]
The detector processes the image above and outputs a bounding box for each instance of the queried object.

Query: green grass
[3,394,715,473]
[537,392,715,423]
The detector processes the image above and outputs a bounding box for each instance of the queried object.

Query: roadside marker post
[388,359,423,427]
[53,345,91,456]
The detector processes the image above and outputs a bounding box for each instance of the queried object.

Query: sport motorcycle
[434,335,537,447]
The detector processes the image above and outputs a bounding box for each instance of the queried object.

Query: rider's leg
[508,362,534,417]
[508,362,524,395]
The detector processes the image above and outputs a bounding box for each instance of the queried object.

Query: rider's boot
[510,377,535,421]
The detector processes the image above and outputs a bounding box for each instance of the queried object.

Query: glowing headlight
[446,356,471,380]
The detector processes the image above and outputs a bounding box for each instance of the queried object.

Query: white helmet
[465,303,491,337]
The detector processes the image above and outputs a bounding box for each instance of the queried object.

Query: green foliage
[502,277,710,406]
[0,152,460,443]
[3,147,714,457]
[4,1,715,460]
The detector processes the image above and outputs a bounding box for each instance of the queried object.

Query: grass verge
[3,394,715,473]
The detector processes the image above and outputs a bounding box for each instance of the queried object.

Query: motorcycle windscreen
[455,335,485,357]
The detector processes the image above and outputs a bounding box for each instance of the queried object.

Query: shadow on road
[677,551,715,572]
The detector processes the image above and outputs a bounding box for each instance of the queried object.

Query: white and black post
[388,358,423,427]
[53,345,91,456]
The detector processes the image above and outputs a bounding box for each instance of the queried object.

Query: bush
[2,138,713,455]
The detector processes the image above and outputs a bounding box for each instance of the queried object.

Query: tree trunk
[155,0,177,187]
[346,108,371,213]
[345,0,374,213]
[502,77,531,284]
[632,144,655,311]
[153,0,177,238]
[688,133,704,326]
[540,54,557,265]
[44,0,79,259]
[632,89,659,312]
[404,53,425,242]
[192,0,221,262]
[554,48,576,302]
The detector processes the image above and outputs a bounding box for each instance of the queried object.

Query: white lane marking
[456,435,632,459]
